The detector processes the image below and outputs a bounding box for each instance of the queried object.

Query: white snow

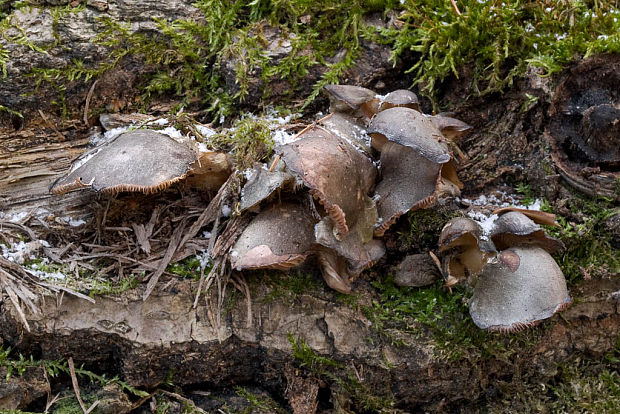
[221,205,232,217]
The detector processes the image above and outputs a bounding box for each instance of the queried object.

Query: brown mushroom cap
[491,207,559,227]
[367,107,451,163]
[469,246,572,332]
[185,151,232,191]
[50,129,197,195]
[231,202,317,271]
[324,84,379,118]
[278,127,377,240]
[374,141,441,236]
[379,90,420,112]
[428,115,472,141]
[490,211,565,254]
[239,166,295,212]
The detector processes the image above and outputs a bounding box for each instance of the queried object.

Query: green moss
[0,345,148,398]
[166,256,207,280]
[488,344,620,413]
[234,386,288,414]
[364,278,544,360]
[398,209,461,252]
[209,116,275,170]
[263,271,320,303]
[541,195,619,284]
[382,0,620,108]
[288,334,395,412]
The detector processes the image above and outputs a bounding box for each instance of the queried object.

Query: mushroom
[316,247,354,294]
[231,202,317,271]
[314,217,385,276]
[373,141,442,237]
[50,129,198,195]
[469,246,572,332]
[239,164,295,212]
[428,115,472,142]
[438,217,496,287]
[491,206,559,227]
[185,151,232,192]
[324,84,379,119]
[320,112,373,154]
[367,107,450,163]
[489,211,565,254]
[278,127,377,240]
[378,90,420,112]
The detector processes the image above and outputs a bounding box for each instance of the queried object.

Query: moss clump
[209,116,275,170]
[382,0,620,107]
[364,278,544,360]
[541,195,620,284]
[398,208,461,252]
[488,348,620,413]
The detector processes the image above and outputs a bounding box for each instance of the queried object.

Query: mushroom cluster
[437,208,572,332]
[230,84,471,293]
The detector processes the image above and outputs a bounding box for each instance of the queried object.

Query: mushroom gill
[50,129,197,195]
[469,246,572,332]
[278,127,377,240]
[230,202,317,271]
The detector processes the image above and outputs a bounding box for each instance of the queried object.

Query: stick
[68,357,100,414]
[83,79,99,125]
[450,0,462,15]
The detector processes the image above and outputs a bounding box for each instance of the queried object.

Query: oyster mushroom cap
[379,90,420,112]
[278,127,377,240]
[490,211,565,254]
[374,141,441,237]
[50,129,196,195]
[324,84,379,118]
[239,165,295,212]
[428,115,472,141]
[367,107,451,163]
[469,246,572,332]
[231,202,316,270]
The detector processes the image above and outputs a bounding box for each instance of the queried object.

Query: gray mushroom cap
[374,141,441,236]
[490,211,565,254]
[50,129,196,195]
[469,246,572,332]
[231,202,317,270]
[367,107,451,163]
[379,90,420,112]
[439,217,484,252]
[239,166,295,212]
